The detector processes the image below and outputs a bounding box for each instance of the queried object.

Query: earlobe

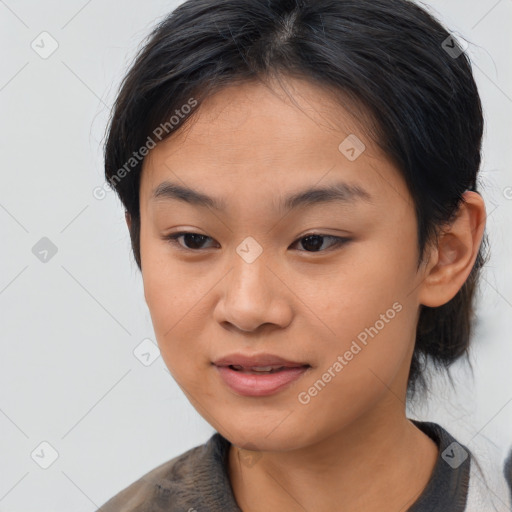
[418,191,486,308]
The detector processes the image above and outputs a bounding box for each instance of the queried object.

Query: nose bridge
[215,239,292,332]
[228,242,272,302]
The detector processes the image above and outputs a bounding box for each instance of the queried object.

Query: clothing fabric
[97,420,511,511]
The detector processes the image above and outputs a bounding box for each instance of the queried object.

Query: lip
[212,352,311,397]
[213,353,309,368]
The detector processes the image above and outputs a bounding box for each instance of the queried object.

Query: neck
[228,400,438,512]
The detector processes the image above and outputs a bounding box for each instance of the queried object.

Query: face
[138,78,429,452]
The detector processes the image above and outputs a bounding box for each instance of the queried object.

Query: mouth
[226,364,308,374]
[212,353,312,396]
[212,352,310,369]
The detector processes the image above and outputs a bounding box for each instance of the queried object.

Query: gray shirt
[97,420,509,511]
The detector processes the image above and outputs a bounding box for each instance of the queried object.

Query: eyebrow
[151,180,373,213]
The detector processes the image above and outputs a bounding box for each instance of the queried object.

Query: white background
[0,1,511,510]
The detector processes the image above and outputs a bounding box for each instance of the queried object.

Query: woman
[97,0,510,510]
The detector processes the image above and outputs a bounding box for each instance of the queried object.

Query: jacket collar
[185,420,470,511]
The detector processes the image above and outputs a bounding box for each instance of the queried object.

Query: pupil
[185,234,206,249]
[302,235,323,252]
[183,235,327,251]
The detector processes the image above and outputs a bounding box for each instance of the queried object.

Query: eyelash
[164,232,351,253]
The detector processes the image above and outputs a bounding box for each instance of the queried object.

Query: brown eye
[291,234,350,253]
[165,232,218,251]
[164,232,350,253]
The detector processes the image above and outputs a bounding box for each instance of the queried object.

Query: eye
[290,234,350,253]
[164,232,350,253]
[165,232,218,251]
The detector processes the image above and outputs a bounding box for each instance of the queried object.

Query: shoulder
[411,420,512,512]
[505,447,512,495]
[96,432,232,512]
[464,444,512,512]
[408,420,471,512]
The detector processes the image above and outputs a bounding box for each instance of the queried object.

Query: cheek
[318,238,417,338]
[140,240,195,363]
[140,238,225,394]
[306,238,419,390]
[140,227,192,320]
[294,298,416,437]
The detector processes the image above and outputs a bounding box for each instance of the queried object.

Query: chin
[218,419,312,453]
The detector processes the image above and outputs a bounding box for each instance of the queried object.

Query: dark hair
[103,0,489,397]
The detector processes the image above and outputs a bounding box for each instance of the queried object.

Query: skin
[129,77,486,511]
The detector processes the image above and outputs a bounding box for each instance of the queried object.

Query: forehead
[140,78,409,211]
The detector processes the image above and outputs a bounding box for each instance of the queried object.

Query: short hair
[103,0,489,398]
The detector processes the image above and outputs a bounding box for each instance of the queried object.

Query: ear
[417,191,486,307]
[125,210,132,231]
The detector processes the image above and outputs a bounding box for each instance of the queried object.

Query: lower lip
[214,365,310,397]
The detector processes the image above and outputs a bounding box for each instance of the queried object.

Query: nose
[213,253,293,334]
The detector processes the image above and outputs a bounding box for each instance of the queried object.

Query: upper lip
[212,353,310,368]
